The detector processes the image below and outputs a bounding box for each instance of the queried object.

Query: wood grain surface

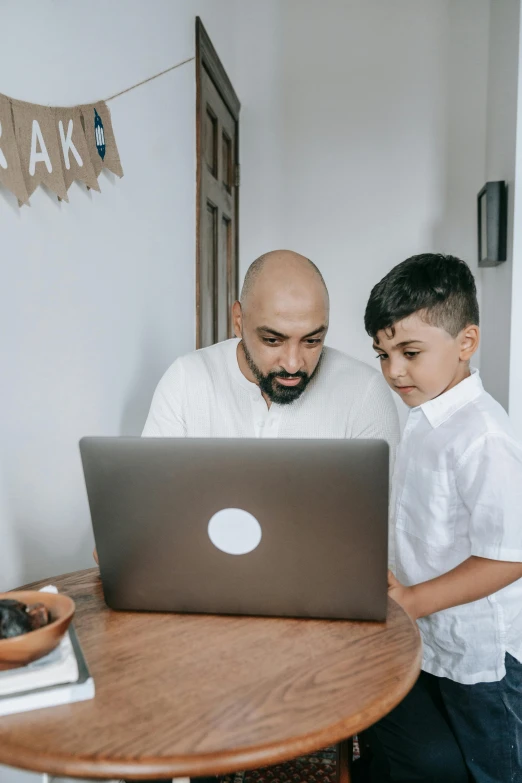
[0,568,421,779]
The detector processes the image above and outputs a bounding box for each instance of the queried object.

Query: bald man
[142,250,399,449]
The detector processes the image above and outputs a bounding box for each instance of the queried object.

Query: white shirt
[393,370,522,684]
[143,338,399,447]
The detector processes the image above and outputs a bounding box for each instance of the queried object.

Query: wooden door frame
[195,17,241,349]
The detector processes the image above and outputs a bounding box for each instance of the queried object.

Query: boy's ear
[459,325,480,361]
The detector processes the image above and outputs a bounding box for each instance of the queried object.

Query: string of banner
[0,56,195,206]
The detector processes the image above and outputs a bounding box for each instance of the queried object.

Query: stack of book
[0,601,94,717]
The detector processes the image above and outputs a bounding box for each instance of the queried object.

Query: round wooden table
[0,569,421,780]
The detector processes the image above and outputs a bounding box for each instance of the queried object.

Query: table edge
[0,622,421,778]
[1,573,422,778]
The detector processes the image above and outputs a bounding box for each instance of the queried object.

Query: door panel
[197,20,240,348]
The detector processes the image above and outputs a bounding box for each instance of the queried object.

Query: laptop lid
[80,437,389,621]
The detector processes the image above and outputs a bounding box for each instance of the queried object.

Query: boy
[363,253,522,782]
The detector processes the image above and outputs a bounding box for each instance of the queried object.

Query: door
[196,18,240,349]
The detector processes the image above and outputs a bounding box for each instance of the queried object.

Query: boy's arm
[392,430,522,619]
[389,557,522,619]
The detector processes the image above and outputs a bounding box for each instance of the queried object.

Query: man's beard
[241,339,322,405]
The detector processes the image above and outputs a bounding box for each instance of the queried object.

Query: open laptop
[79,437,389,621]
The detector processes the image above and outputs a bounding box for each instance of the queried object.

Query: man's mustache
[268,369,308,380]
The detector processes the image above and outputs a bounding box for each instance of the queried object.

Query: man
[93,250,399,567]
[94,250,400,783]
[142,249,399,445]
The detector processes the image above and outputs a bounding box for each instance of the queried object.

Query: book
[0,623,79,697]
[0,624,95,717]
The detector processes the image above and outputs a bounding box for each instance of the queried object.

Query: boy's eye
[404,351,420,358]
[375,353,388,361]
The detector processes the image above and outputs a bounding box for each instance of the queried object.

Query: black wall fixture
[477,180,508,267]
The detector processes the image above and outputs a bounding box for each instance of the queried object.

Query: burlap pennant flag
[80,101,123,179]
[11,100,68,202]
[54,107,100,192]
[0,95,29,205]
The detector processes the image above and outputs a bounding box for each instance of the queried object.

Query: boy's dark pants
[365,653,522,783]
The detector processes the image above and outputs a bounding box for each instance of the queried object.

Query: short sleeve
[142,359,187,437]
[456,433,522,562]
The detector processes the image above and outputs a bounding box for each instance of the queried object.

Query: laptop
[79,437,389,621]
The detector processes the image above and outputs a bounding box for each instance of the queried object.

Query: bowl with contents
[0,591,75,670]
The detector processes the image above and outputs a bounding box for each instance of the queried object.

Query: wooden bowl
[0,591,75,671]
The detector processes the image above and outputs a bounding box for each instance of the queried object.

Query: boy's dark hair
[364,253,479,339]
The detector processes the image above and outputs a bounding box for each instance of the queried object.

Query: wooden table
[0,569,421,780]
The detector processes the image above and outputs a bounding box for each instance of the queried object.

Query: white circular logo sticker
[207,508,262,555]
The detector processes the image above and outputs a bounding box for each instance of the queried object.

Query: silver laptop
[79,437,389,621]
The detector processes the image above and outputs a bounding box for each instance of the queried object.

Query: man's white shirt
[142,338,399,445]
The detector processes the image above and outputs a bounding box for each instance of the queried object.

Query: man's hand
[388,570,418,619]
[93,548,99,565]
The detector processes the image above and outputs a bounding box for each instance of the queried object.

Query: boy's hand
[388,570,418,619]
[389,558,522,620]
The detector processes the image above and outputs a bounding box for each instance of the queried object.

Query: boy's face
[373,312,479,407]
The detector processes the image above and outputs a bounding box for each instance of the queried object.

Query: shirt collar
[418,368,483,428]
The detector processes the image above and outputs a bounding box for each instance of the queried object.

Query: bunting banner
[12,100,69,202]
[0,55,196,208]
[55,106,100,193]
[80,102,123,179]
[0,94,123,206]
[0,95,29,205]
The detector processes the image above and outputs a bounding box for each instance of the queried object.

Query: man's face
[233,283,328,405]
[241,335,323,404]
[373,312,477,407]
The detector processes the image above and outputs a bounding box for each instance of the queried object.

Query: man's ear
[459,324,480,361]
[232,300,243,338]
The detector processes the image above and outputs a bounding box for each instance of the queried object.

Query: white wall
[0,1,197,594]
[512,7,522,439]
[239,0,490,402]
[480,0,520,410]
[0,0,497,592]
[0,0,497,587]
[0,2,244,781]
[0,0,249,595]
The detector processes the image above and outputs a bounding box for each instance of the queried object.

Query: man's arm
[351,371,400,459]
[142,359,187,437]
[389,557,522,619]
[92,360,187,564]
[350,371,400,570]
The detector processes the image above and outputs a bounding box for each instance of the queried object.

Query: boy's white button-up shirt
[393,370,522,684]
